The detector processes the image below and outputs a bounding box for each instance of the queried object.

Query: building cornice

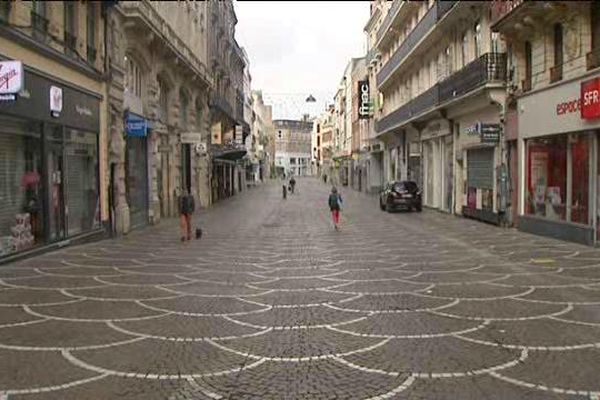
[363,7,381,33]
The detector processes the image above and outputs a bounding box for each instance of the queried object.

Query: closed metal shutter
[467,148,494,189]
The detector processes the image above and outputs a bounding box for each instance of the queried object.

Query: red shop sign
[581,77,600,120]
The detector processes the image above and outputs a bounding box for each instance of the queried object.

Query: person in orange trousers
[179,189,195,241]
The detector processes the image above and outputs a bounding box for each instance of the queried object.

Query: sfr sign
[581,77,600,120]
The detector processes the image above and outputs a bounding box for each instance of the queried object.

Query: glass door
[45,125,66,241]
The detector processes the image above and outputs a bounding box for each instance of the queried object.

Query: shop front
[124,112,150,230]
[0,62,101,260]
[421,120,452,211]
[518,73,600,245]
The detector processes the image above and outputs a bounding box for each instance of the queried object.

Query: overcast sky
[234,1,369,119]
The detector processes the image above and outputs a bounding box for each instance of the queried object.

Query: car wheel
[416,204,422,212]
[379,199,385,211]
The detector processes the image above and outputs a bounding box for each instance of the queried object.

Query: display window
[526,133,591,225]
[0,116,44,257]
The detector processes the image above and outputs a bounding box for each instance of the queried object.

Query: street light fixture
[305,94,316,103]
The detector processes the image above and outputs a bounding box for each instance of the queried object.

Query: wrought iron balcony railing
[376,52,506,135]
[210,94,234,121]
[439,52,507,103]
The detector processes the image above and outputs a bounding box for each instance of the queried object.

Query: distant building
[274,117,313,177]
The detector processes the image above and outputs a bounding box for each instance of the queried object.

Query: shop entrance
[46,126,66,242]
[125,137,149,229]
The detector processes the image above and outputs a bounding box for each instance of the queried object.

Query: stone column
[106,10,130,235]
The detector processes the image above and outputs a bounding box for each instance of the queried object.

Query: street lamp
[305,94,316,103]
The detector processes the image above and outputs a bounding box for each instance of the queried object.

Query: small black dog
[195,228,203,239]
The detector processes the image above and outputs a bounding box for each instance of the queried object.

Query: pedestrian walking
[282,184,287,199]
[328,186,343,230]
[179,189,195,242]
[289,176,296,194]
[323,174,328,184]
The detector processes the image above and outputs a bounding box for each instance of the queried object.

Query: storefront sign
[0,69,100,131]
[480,123,501,143]
[125,112,148,137]
[519,74,600,138]
[581,77,600,120]
[358,80,372,119]
[465,122,501,143]
[49,86,63,117]
[181,132,202,143]
[0,60,24,96]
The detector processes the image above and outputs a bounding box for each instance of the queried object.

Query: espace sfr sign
[581,77,600,120]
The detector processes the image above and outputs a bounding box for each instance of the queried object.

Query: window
[524,41,532,90]
[0,1,10,23]
[473,21,482,58]
[125,57,142,98]
[554,23,563,67]
[86,3,97,63]
[64,2,77,54]
[317,124,320,133]
[158,79,169,123]
[31,0,48,36]
[593,1,600,50]
[179,90,189,129]
[461,32,468,67]
[196,106,203,131]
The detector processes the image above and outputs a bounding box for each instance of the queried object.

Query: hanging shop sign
[0,60,24,101]
[50,86,63,117]
[125,112,148,137]
[581,77,600,120]
[358,80,372,119]
[465,122,501,143]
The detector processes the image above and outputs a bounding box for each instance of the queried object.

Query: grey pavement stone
[1,179,600,399]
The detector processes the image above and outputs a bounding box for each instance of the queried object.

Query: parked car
[379,181,422,212]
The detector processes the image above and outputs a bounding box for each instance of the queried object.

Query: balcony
[376,0,402,44]
[376,84,439,135]
[439,53,507,103]
[550,64,562,84]
[64,31,77,55]
[586,47,600,71]
[30,11,49,39]
[210,93,234,121]
[490,0,525,29]
[377,1,458,89]
[376,53,506,135]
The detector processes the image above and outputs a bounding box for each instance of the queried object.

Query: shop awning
[211,143,247,161]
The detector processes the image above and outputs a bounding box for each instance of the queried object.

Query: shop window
[0,117,44,257]
[571,135,589,225]
[526,136,567,221]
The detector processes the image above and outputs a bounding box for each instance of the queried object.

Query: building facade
[493,1,600,244]
[274,118,313,178]
[0,1,109,260]
[251,91,274,182]
[207,0,247,204]
[375,1,507,224]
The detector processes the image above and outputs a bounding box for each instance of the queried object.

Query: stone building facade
[106,0,212,234]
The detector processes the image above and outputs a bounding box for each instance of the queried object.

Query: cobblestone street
[1,178,600,399]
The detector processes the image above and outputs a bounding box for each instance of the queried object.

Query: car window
[393,182,406,192]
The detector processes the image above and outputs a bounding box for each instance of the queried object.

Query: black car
[379,181,422,212]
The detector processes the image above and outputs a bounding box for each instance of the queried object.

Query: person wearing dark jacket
[179,190,195,241]
[328,186,343,230]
